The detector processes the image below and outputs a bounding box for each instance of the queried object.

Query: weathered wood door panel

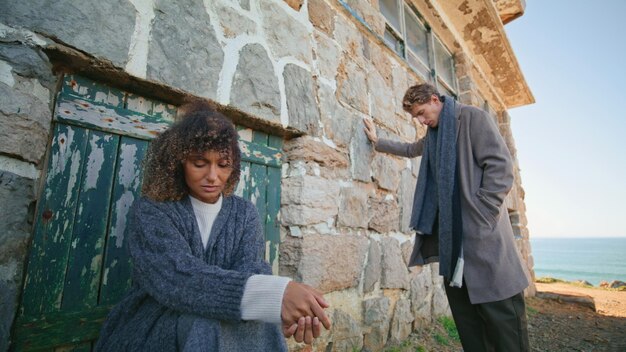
[13,75,283,351]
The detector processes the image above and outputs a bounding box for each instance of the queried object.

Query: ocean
[530,237,626,286]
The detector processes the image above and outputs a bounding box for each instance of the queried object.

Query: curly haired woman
[96,102,330,351]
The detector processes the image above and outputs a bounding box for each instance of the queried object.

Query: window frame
[376,1,458,95]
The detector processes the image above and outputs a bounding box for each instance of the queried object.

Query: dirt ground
[386,282,626,352]
[528,282,626,352]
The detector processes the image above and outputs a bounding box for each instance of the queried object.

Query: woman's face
[183,150,233,204]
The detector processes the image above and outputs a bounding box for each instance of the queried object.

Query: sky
[504,0,626,238]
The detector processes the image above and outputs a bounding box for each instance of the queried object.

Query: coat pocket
[475,191,500,229]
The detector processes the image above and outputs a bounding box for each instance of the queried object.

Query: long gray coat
[376,102,529,304]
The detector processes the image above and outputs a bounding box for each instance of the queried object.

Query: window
[380,0,402,33]
[376,1,457,94]
[380,0,404,57]
[434,35,456,93]
[404,5,430,79]
[384,26,404,57]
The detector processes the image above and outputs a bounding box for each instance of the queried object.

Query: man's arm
[363,118,425,157]
[375,138,425,158]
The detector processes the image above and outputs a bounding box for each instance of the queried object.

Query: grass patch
[437,316,460,343]
[434,332,449,346]
[535,276,565,283]
[526,305,539,316]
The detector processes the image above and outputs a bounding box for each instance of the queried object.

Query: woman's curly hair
[141,101,241,202]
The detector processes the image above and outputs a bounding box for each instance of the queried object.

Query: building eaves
[435,0,534,108]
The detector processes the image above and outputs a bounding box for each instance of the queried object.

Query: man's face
[409,95,443,128]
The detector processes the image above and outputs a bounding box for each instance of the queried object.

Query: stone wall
[0,0,534,350]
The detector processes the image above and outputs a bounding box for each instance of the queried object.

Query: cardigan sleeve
[375,137,425,158]
[128,198,251,322]
[469,108,514,220]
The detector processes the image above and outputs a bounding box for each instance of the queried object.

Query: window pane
[380,0,401,33]
[437,78,454,97]
[404,6,429,66]
[434,36,455,89]
[384,27,404,57]
[408,52,430,80]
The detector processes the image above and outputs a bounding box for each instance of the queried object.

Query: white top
[189,195,290,324]
[189,195,223,249]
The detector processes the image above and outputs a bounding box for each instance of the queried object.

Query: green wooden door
[12,75,283,351]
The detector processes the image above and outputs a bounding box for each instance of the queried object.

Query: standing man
[364,83,529,351]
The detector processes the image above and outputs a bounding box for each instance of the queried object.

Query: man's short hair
[402,83,440,111]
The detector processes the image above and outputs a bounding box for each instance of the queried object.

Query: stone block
[308,0,336,37]
[392,64,411,117]
[369,44,393,87]
[283,136,349,169]
[369,197,400,234]
[399,169,417,232]
[317,82,357,149]
[283,64,321,135]
[0,42,55,87]
[350,118,374,182]
[148,0,223,99]
[280,233,368,293]
[230,43,281,122]
[282,175,340,208]
[280,204,336,226]
[0,0,134,67]
[337,185,369,229]
[409,160,420,182]
[261,2,312,64]
[410,264,434,328]
[313,31,341,82]
[283,0,304,11]
[396,118,418,141]
[388,297,414,345]
[333,17,364,61]
[430,263,452,317]
[362,296,390,350]
[380,237,410,289]
[239,0,250,10]
[213,2,256,38]
[344,0,386,36]
[363,296,390,325]
[371,154,400,192]
[329,309,363,352]
[0,171,35,352]
[281,175,339,225]
[0,82,51,164]
[400,239,413,267]
[337,59,368,114]
[367,67,395,124]
[362,240,381,293]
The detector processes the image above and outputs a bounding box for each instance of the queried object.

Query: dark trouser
[444,282,529,352]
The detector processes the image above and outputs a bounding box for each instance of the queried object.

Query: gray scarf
[409,96,463,284]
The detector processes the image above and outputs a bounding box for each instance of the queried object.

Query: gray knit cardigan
[95,195,287,352]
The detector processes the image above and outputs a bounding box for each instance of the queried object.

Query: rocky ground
[384,281,626,352]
